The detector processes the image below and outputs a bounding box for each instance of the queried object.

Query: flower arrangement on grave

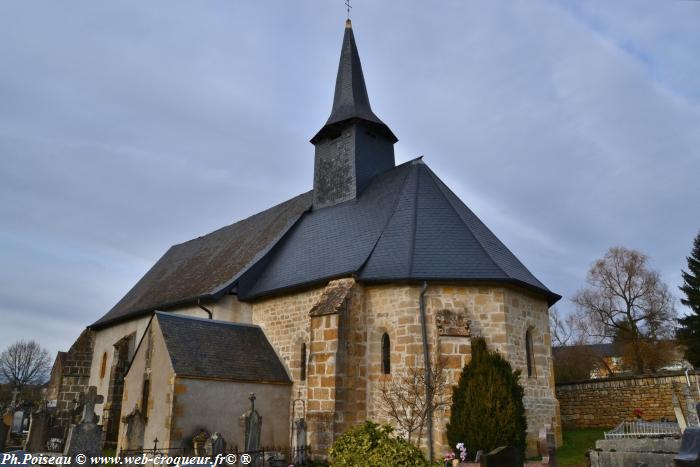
[633,407,644,420]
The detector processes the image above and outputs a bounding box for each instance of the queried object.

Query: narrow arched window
[99,352,107,379]
[141,378,150,417]
[526,328,535,378]
[381,333,391,375]
[300,343,307,381]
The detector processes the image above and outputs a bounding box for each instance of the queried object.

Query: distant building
[553,341,688,382]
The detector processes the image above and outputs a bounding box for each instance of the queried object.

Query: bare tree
[379,357,449,446]
[572,247,676,374]
[550,306,577,346]
[0,340,51,390]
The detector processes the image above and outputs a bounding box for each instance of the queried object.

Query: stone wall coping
[556,369,700,388]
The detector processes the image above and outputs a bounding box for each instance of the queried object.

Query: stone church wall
[250,280,559,459]
[47,328,95,427]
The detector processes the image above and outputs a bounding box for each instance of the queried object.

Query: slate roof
[311,20,396,144]
[91,192,312,329]
[238,159,560,305]
[552,343,620,360]
[155,312,291,384]
[91,21,559,330]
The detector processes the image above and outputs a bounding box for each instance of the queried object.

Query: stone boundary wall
[556,370,700,428]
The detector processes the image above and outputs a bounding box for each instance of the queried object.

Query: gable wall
[118,317,175,452]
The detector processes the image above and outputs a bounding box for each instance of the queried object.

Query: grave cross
[81,387,104,424]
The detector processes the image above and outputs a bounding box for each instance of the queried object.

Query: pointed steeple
[311,20,397,144]
[310,20,397,209]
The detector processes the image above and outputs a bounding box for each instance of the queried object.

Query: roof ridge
[173,190,313,248]
[155,311,262,329]
[356,162,415,276]
[420,164,506,278]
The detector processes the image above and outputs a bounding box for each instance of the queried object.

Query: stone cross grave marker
[80,387,102,425]
[63,386,104,466]
[244,393,262,453]
[294,418,307,465]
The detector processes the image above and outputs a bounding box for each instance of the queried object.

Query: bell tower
[311,20,398,209]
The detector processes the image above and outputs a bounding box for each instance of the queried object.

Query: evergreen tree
[678,230,700,367]
[446,337,527,459]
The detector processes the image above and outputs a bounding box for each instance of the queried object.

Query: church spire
[311,20,397,209]
[311,20,397,144]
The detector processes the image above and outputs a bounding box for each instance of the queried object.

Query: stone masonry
[47,329,95,428]
[557,371,700,428]
[251,279,560,459]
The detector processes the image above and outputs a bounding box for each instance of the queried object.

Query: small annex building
[119,313,291,452]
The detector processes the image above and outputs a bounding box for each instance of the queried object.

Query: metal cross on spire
[345,0,352,20]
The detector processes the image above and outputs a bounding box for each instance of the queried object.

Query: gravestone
[244,393,261,452]
[684,387,700,427]
[211,433,226,457]
[675,425,700,466]
[121,408,145,451]
[12,410,27,434]
[294,419,307,465]
[63,387,103,466]
[538,424,557,467]
[480,445,523,467]
[192,431,209,456]
[25,407,50,452]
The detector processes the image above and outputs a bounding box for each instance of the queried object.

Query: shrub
[329,421,430,467]
[446,337,527,458]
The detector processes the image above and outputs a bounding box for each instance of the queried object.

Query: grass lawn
[556,427,605,467]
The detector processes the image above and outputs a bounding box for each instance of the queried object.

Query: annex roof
[155,312,291,384]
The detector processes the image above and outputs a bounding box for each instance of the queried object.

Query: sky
[1,1,699,357]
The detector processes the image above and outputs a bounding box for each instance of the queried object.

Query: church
[48,19,562,459]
